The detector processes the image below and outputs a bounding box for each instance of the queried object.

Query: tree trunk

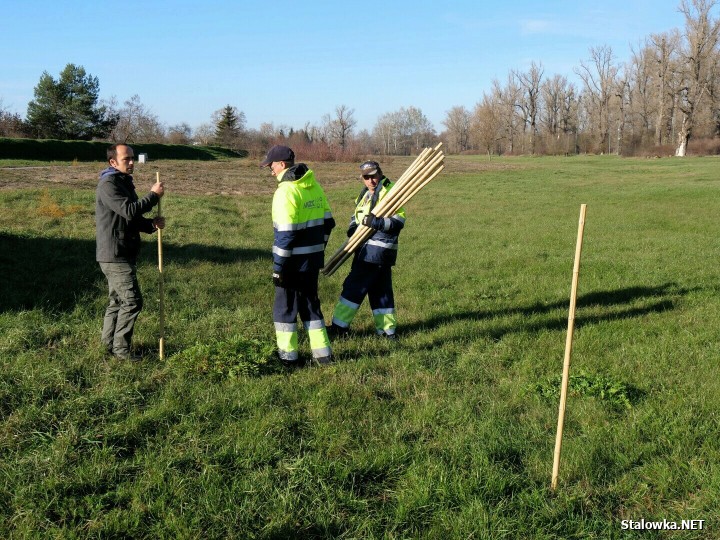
[675,115,690,156]
[655,97,665,146]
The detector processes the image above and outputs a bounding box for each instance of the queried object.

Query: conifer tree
[26,63,112,140]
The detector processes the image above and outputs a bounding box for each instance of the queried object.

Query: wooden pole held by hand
[551,204,587,491]
[156,172,165,360]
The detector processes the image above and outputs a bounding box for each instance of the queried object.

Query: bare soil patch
[0,156,517,195]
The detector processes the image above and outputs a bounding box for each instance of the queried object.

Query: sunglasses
[362,174,376,180]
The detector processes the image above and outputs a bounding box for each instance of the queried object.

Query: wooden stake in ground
[156,171,165,360]
[551,203,587,491]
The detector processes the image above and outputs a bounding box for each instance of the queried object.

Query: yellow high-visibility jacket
[272,164,335,272]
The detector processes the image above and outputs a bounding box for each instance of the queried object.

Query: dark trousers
[99,261,143,356]
[273,270,331,361]
[332,261,396,334]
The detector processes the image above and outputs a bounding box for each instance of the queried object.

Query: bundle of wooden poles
[322,143,445,277]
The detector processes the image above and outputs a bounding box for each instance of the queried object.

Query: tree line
[1,0,718,158]
[443,0,720,157]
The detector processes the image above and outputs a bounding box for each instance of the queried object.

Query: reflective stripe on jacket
[350,177,405,266]
[272,164,335,272]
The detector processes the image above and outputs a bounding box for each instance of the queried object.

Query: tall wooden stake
[156,171,165,360]
[551,204,587,491]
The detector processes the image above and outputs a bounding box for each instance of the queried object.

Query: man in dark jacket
[96,143,164,360]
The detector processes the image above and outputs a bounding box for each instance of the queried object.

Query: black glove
[347,224,357,238]
[272,271,284,287]
[362,213,382,230]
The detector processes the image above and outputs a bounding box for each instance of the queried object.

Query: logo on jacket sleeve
[304,196,324,209]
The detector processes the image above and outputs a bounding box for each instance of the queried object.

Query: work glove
[347,224,357,238]
[272,270,285,287]
[361,213,383,230]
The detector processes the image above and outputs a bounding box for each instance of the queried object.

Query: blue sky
[1,0,688,133]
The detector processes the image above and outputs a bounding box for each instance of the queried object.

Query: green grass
[1,155,719,538]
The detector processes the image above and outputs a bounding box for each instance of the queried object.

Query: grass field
[1,154,719,538]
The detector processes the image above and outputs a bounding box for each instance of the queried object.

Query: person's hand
[347,224,357,238]
[362,213,381,230]
[153,217,166,230]
[272,271,284,287]
[151,180,165,197]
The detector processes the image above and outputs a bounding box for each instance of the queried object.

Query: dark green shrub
[0,137,246,161]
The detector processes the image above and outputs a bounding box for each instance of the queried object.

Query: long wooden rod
[370,150,445,218]
[336,160,444,265]
[551,204,587,491]
[323,149,443,272]
[343,160,443,256]
[335,149,444,255]
[156,171,165,360]
[322,148,444,275]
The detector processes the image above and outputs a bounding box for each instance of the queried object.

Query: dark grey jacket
[95,167,159,263]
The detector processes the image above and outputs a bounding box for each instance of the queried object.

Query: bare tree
[675,0,720,155]
[167,123,193,145]
[0,98,27,137]
[576,45,619,153]
[560,84,581,154]
[373,111,399,154]
[614,70,631,155]
[108,94,166,143]
[322,105,356,149]
[492,76,523,154]
[627,42,653,149]
[541,75,579,154]
[541,75,564,137]
[514,61,544,154]
[471,94,502,159]
[373,110,407,154]
[405,106,436,151]
[646,31,682,146]
[372,106,435,155]
[442,106,472,153]
[193,123,215,145]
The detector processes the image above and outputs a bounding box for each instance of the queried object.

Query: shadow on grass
[0,233,267,312]
[163,242,267,265]
[401,283,689,340]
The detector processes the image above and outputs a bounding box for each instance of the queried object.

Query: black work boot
[114,351,143,361]
[278,353,303,371]
[312,355,334,366]
[328,324,349,339]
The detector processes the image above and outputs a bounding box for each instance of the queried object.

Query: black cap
[260,145,295,167]
[360,160,381,176]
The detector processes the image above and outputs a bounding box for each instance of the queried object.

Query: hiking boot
[379,332,397,340]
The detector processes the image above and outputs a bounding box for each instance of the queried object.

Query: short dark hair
[107,143,132,162]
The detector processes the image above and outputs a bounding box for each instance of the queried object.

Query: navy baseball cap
[260,145,295,167]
